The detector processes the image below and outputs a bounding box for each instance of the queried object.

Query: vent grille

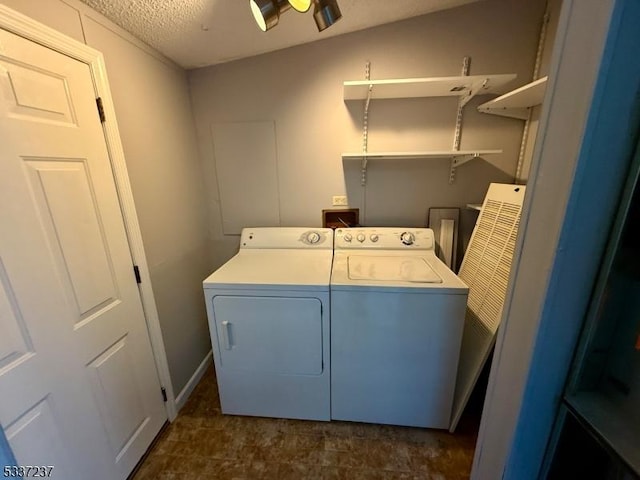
[459,200,521,332]
[450,184,525,431]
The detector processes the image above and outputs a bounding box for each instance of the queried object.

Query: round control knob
[400,232,415,246]
[356,233,366,243]
[306,231,321,244]
[343,233,352,242]
[370,234,379,242]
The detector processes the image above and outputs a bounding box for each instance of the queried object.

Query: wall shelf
[344,61,516,185]
[342,149,502,164]
[344,74,517,107]
[477,76,548,119]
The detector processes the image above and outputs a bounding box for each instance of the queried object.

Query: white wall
[519,0,563,182]
[189,0,547,269]
[0,0,213,398]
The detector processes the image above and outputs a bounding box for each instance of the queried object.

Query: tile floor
[132,366,480,479]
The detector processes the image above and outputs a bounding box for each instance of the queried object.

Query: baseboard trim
[174,350,213,412]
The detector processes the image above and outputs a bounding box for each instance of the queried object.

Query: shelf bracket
[361,61,373,186]
[515,8,550,183]
[450,56,470,184]
[452,153,482,168]
[459,77,491,108]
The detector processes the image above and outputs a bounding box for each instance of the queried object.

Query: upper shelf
[477,76,548,120]
[342,150,502,169]
[341,149,502,160]
[343,74,517,106]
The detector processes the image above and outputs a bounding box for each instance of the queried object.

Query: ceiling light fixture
[249,0,340,32]
[249,0,291,32]
[288,0,312,13]
[313,0,342,32]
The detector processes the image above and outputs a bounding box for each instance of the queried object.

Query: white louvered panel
[461,200,501,313]
[460,202,500,281]
[450,184,526,431]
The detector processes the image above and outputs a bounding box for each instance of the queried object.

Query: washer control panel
[334,228,434,250]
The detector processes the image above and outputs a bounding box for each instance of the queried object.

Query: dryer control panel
[334,228,435,250]
[240,227,333,249]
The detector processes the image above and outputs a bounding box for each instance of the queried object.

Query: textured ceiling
[80,0,481,69]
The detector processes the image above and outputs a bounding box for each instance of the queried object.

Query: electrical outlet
[332,195,348,206]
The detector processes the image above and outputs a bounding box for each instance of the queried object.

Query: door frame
[472,0,640,478]
[0,4,177,421]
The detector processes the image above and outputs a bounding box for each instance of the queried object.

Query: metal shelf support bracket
[452,153,482,168]
[450,56,470,184]
[361,61,372,186]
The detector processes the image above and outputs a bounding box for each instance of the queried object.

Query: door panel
[0,57,76,125]
[0,27,166,479]
[213,296,323,375]
[0,260,34,369]
[5,399,72,479]
[87,336,147,459]
[23,158,118,316]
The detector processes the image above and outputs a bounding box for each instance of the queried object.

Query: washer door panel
[212,296,323,375]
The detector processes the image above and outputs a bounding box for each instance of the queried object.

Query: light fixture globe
[250,0,291,31]
[313,0,342,32]
[251,0,340,32]
[288,0,312,12]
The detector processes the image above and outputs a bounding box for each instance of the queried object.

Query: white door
[0,27,166,479]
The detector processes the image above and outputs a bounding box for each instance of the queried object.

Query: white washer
[331,227,468,429]
[203,227,333,421]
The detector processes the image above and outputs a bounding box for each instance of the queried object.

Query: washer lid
[348,256,443,283]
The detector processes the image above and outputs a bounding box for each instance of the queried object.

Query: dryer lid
[203,250,333,291]
[347,256,443,283]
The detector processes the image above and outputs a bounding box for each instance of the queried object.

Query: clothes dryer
[203,227,333,421]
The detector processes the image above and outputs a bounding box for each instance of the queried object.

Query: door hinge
[133,265,142,284]
[96,97,106,123]
[161,387,168,402]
